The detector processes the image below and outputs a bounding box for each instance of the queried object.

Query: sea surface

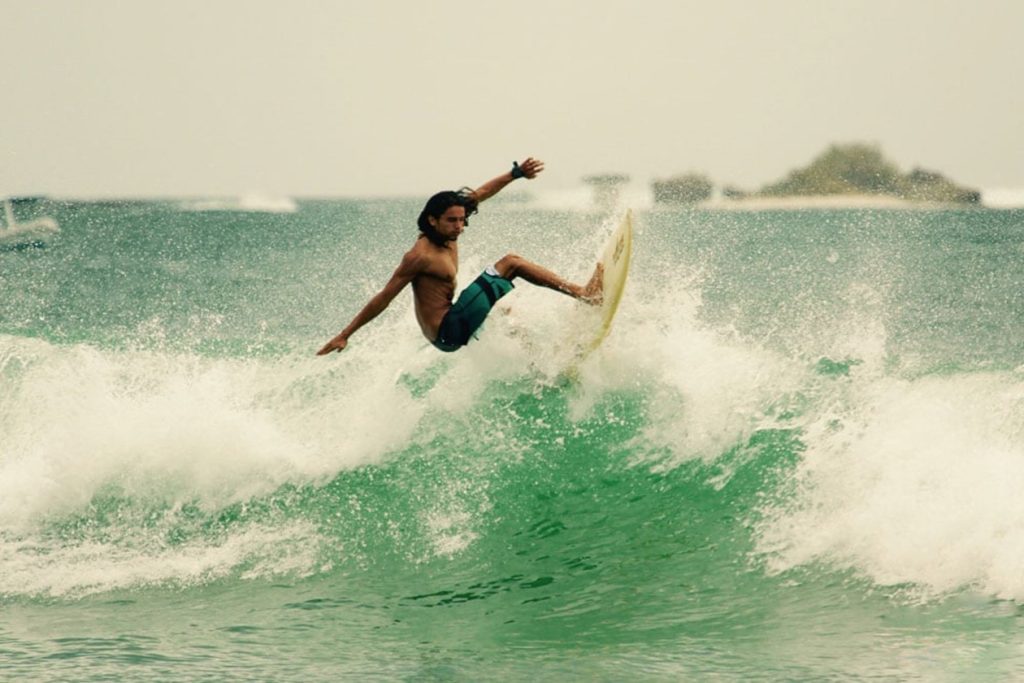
[2,197,1024,681]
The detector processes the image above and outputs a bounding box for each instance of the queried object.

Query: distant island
[653,143,981,207]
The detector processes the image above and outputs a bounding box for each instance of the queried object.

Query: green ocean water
[2,198,1024,680]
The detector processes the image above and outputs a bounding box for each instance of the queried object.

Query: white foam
[757,370,1024,600]
[0,328,429,519]
[982,187,1024,209]
[179,193,298,213]
[555,256,806,469]
[0,520,320,598]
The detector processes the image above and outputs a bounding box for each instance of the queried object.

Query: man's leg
[493,253,603,304]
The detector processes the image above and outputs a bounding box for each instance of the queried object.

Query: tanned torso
[409,235,459,341]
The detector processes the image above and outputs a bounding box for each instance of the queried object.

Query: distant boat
[0,198,59,248]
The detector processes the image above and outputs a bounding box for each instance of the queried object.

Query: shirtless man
[317,158,603,355]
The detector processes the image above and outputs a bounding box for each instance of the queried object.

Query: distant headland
[652,143,982,209]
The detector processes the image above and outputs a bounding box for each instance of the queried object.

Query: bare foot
[580,263,604,305]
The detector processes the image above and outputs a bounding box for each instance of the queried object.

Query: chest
[423,243,459,282]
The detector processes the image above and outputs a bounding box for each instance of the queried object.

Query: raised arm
[471,157,545,204]
[316,250,423,354]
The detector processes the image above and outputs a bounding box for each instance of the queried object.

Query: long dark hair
[417,187,479,246]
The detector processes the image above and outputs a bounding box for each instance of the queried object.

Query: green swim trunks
[432,266,515,352]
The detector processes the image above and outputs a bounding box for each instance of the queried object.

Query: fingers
[316,339,346,355]
[519,157,545,178]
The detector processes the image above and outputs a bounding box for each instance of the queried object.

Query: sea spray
[4,201,1024,679]
[757,368,1024,600]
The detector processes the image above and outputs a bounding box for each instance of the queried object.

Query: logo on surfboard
[612,235,625,264]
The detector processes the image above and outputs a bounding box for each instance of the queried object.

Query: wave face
[2,201,1024,680]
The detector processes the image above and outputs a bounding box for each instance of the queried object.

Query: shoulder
[408,235,454,260]
[398,239,435,273]
[405,237,430,261]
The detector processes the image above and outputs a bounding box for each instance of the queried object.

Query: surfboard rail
[581,209,633,358]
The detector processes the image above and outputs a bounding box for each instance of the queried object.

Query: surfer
[317,158,603,354]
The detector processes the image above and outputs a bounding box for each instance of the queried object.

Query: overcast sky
[3,0,1021,198]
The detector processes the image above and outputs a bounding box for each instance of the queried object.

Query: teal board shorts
[432,266,515,352]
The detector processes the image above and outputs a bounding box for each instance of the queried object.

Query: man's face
[429,206,466,241]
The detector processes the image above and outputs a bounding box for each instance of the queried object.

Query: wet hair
[417,187,479,246]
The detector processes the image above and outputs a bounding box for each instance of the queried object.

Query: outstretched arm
[317,251,422,354]
[471,157,544,204]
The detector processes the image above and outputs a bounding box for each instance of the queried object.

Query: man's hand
[475,157,547,203]
[517,157,544,179]
[317,334,348,355]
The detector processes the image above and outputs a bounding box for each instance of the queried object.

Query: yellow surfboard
[580,209,633,358]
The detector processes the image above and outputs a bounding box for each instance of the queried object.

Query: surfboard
[579,209,633,359]
[494,209,633,377]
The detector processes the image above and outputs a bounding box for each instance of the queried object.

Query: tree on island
[758,143,980,204]
[652,173,714,204]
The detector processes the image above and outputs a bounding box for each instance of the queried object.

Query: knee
[495,253,523,277]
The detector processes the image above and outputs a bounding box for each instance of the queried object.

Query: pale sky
[3,0,1022,198]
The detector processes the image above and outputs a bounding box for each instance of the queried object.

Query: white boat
[0,198,59,247]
